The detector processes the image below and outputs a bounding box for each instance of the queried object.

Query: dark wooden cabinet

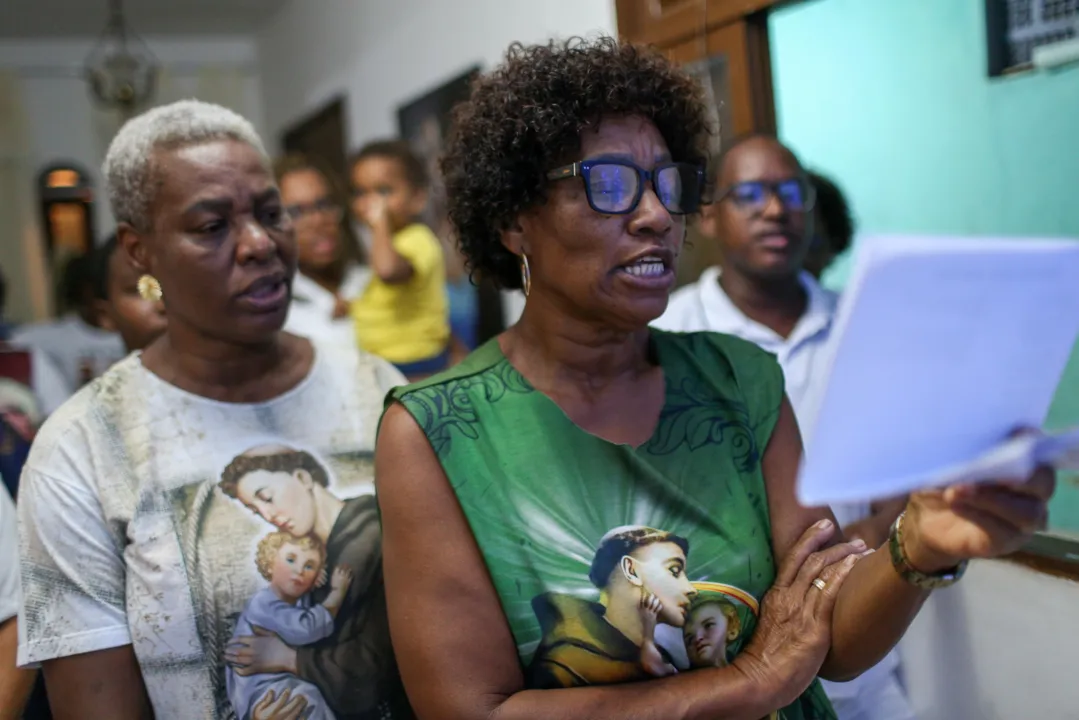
[615,0,778,137]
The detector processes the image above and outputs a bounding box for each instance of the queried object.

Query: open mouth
[618,254,673,280]
[621,256,668,277]
[239,274,288,311]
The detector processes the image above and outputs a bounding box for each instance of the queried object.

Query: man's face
[626,541,696,627]
[714,137,813,280]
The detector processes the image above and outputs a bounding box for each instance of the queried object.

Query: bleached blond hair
[103,99,268,231]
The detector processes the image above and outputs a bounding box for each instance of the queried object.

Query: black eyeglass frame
[712,177,818,213]
[546,159,706,216]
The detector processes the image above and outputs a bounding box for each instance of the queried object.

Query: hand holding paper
[900,465,1056,573]
[797,235,1079,508]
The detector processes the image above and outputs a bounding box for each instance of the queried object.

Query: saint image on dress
[527,525,697,687]
[217,444,399,719]
[527,525,763,693]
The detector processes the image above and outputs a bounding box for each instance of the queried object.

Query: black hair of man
[91,233,120,302]
[55,252,101,317]
[807,170,855,256]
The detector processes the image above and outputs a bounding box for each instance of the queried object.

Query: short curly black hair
[442,36,712,289]
[350,140,429,190]
[808,170,855,255]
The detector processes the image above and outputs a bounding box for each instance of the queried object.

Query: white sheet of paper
[797,235,1079,507]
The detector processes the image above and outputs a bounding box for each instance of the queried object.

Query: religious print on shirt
[526,525,786,720]
[393,331,837,720]
[17,342,410,720]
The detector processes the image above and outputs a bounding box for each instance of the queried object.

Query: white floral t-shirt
[17,342,409,719]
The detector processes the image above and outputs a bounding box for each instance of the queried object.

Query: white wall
[0,36,263,322]
[899,559,1079,718]
[257,0,617,152]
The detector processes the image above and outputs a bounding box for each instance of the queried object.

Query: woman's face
[512,115,686,330]
[270,541,322,601]
[279,168,342,273]
[235,468,318,537]
[684,604,729,667]
[95,247,167,352]
[627,540,696,627]
[128,138,296,345]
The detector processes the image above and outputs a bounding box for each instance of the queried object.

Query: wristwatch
[888,510,968,589]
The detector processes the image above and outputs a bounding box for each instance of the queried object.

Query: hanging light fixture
[84,0,158,113]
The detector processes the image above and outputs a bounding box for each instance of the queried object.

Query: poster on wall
[681,54,735,172]
[396,65,480,257]
[396,65,503,346]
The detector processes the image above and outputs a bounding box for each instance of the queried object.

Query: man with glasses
[654,134,913,720]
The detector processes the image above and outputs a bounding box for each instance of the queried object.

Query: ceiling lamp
[84,0,158,113]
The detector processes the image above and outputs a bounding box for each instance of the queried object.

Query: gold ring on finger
[812,577,827,591]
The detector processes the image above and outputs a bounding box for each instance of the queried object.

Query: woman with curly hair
[375,37,1053,720]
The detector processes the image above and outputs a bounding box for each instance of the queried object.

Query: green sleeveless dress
[389,329,836,719]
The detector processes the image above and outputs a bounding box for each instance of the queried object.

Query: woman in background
[277,154,370,349]
[91,233,167,353]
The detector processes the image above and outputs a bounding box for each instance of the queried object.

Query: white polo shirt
[284,263,371,350]
[655,266,914,720]
[657,266,837,427]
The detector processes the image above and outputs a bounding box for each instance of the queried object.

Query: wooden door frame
[616,0,780,136]
[615,0,779,48]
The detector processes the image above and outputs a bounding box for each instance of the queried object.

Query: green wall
[770,0,1079,534]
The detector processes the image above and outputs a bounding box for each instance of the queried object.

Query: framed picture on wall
[396,65,507,345]
[396,65,480,246]
[985,0,1078,76]
[282,96,349,185]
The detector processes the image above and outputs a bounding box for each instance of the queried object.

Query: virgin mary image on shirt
[216,444,400,719]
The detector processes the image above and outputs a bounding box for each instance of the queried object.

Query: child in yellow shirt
[348,141,450,378]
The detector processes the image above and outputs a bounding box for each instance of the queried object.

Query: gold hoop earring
[520,254,531,297]
[137,275,162,302]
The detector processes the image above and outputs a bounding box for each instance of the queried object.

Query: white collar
[291,263,370,305]
[695,266,838,349]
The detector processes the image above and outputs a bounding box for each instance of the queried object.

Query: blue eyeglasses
[546,159,705,215]
[715,178,816,213]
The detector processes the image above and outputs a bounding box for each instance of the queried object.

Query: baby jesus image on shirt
[226,531,353,720]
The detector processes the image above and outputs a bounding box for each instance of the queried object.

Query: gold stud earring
[519,254,531,297]
[137,275,163,302]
